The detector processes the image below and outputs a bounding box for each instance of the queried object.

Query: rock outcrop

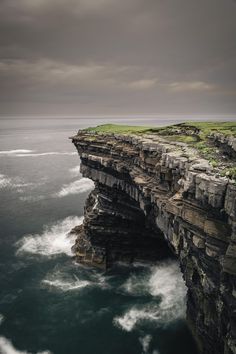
[71,129,236,354]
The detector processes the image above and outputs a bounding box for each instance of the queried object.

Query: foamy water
[0,150,34,155]
[16,216,83,256]
[55,178,94,197]
[69,165,81,177]
[0,117,198,354]
[0,337,52,354]
[0,174,11,189]
[42,277,91,291]
[114,261,186,332]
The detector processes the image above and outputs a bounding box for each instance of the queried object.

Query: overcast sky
[0,0,236,116]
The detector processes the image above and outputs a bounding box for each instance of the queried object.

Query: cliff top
[84,121,236,137]
[74,121,236,181]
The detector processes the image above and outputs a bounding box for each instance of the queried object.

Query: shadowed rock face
[71,131,236,354]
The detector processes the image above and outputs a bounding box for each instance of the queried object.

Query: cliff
[70,122,236,354]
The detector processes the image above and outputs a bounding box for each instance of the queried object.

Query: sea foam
[16,216,83,257]
[0,337,52,354]
[42,277,90,291]
[69,165,81,177]
[55,178,94,197]
[0,150,34,155]
[0,150,76,157]
[114,261,186,332]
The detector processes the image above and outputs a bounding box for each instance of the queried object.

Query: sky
[0,0,236,117]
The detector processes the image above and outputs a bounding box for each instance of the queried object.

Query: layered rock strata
[71,130,236,354]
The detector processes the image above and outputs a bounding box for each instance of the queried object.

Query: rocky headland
[70,122,236,354]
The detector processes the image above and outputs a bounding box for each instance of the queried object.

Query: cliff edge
[70,122,236,354]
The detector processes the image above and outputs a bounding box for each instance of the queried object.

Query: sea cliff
[70,122,236,354]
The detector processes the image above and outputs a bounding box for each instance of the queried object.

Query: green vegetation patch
[84,121,236,137]
[221,167,236,180]
[84,123,152,134]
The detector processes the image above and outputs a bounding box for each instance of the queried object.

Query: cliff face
[71,130,236,354]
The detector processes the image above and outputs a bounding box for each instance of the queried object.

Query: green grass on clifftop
[85,124,152,134]
[84,122,236,137]
[83,122,236,170]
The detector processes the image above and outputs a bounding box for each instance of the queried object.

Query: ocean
[1,116,226,354]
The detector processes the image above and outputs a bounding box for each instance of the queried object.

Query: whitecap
[16,216,83,257]
[139,335,152,354]
[42,276,90,291]
[42,268,109,293]
[0,336,52,354]
[19,195,45,202]
[114,261,186,331]
[0,150,76,157]
[0,174,11,189]
[15,152,77,157]
[55,178,94,197]
[114,305,159,332]
[69,165,81,177]
[0,174,39,191]
[0,150,34,155]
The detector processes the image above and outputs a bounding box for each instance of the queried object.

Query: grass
[82,121,236,180]
[84,121,236,137]
[221,167,236,180]
[85,124,152,134]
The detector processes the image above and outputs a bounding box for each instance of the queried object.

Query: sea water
[1,116,225,354]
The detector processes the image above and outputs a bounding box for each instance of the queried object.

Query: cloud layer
[0,0,236,115]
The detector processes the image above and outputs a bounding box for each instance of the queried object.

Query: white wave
[120,273,149,296]
[16,216,83,257]
[139,335,152,354]
[0,149,76,157]
[148,261,186,318]
[15,152,77,157]
[19,195,45,202]
[114,261,186,332]
[42,276,90,291]
[42,268,109,292]
[0,337,52,354]
[0,174,11,189]
[0,314,4,325]
[0,173,39,192]
[69,165,81,177]
[55,178,94,197]
[0,150,34,155]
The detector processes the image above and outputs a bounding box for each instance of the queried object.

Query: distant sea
[1,116,234,354]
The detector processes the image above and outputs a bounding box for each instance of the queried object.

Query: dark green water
[0,117,202,354]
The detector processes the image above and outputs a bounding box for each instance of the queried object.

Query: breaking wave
[55,178,94,197]
[0,173,39,192]
[16,216,83,257]
[42,267,109,292]
[0,149,76,157]
[69,165,81,177]
[0,149,34,155]
[139,335,152,354]
[114,261,186,332]
[15,152,77,157]
[0,337,52,354]
[0,174,11,189]
[42,276,90,291]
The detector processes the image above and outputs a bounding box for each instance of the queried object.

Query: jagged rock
[70,130,236,354]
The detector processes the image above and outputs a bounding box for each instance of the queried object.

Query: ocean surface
[1,116,232,354]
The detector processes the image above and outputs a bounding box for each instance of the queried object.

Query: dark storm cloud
[0,0,235,115]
